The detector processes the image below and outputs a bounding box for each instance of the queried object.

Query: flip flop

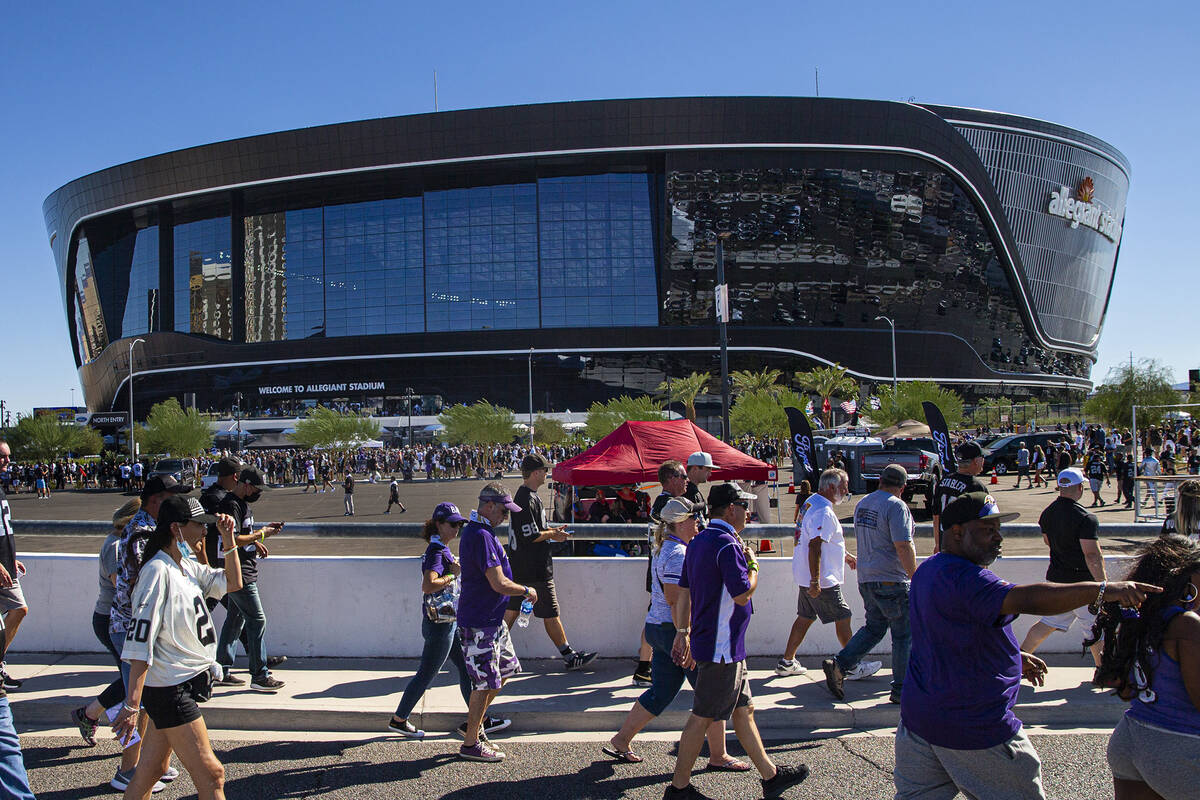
[601,745,644,764]
[705,758,752,772]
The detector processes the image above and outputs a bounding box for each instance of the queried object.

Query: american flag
[869,396,882,410]
[840,400,858,414]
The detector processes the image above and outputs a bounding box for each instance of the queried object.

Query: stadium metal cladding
[43,98,1130,418]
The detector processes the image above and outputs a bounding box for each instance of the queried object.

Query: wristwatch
[677,627,690,635]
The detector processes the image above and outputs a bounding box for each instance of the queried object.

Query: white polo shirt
[793,493,846,589]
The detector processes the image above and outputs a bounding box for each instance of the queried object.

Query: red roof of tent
[551,419,777,486]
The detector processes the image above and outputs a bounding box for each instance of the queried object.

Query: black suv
[982,431,1071,475]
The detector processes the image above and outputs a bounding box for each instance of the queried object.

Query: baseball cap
[141,474,189,500]
[880,464,908,487]
[521,453,550,472]
[708,482,756,508]
[687,452,719,469]
[479,486,522,512]
[940,491,1020,530]
[956,441,988,460]
[238,466,267,488]
[659,497,696,524]
[1056,468,1085,488]
[216,456,243,477]
[157,494,218,527]
[431,502,467,524]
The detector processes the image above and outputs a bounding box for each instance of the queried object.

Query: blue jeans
[93,613,125,710]
[110,628,132,692]
[835,581,911,689]
[217,582,268,678]
[0,698,34,799]
[394,618,471,719]
[638,622,696,717]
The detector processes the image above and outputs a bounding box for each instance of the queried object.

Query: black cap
[238,466,267,488]
[521,453,550,472]
[707,482,757,508]
[157,494,218,526]
[940,491,1020,531]
[956,441,988,460]
[216,456,243,477]
[141,474,190,500]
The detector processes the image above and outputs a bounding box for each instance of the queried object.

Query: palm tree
[794,364,858,427]
[731,368,785,399]
[656,371,711,421]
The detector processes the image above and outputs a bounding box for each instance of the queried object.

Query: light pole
[70,387,75,409]
[128,338,145,463]
[874,316,897,395]
[715,232,732,441]
[527,348,534,448]
[406,386,415,448]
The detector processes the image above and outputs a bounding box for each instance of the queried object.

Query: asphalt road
[22,733,1116,799]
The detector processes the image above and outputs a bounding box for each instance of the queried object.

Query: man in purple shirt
[897,492,1160,799]
[665,483,809,800]
[456,483,539,763]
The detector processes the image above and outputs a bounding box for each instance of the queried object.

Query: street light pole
[528,348,534,448]
[874,316,897,395]
[715,233,732,441]
[128,338,145,463]
[406,386,414,448]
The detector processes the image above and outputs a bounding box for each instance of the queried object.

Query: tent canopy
[551,419,776,486]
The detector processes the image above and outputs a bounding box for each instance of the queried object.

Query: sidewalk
[5,652,1124,737]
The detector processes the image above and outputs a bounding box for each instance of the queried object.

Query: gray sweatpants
[894,721,1045,800]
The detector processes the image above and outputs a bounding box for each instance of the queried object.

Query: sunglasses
[689,511,704,520]
[733,501,750,509]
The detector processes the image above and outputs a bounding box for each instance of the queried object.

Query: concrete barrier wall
[15,552,1135,659]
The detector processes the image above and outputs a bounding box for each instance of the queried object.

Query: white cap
[1056,468,1085,488]
[687,451,718,469]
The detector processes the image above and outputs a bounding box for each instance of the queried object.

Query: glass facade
[174,216,232,339]
[70,222,159,364]
[123,226,159,338]
[72,235,106,364]
[665,162,1086,378]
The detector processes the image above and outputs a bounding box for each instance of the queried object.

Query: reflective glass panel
[245,208,325,341]
[72,234,107,364]
[174,217,232,339]
[122,226,159,337]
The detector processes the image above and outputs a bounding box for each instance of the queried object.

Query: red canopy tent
[551,419,777,486]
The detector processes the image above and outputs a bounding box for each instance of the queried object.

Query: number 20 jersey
[122,550,226,687]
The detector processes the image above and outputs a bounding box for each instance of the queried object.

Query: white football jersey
[122,550,227,687]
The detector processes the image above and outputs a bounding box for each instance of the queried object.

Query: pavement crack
[836,736,893,778]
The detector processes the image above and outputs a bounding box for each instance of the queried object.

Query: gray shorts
[796,585,852,623]
[692,660,752,721]
[1108,714,1200,798]
[1089,478,1102,492]
[894,721,1045,800]
[0,582,26,612]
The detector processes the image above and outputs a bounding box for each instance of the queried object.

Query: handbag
[423,582,457,623]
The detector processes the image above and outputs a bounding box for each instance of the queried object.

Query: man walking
[930,441,989,555]
[385,477,406,514]
[343,472,355,516]
[0,441,27,690]
[665,482,809,799]
[215,466,285,691]
[1116,451,1136,508]
[895,491,1158,799]
[1018,468,1107,667]
[1084,447,1108,507]
[457,483,538,762]
[1014,441,1031,488]
[774,468,877,680]
[682,452,717,524]
[503,454,596,670]
[822,464,916,704]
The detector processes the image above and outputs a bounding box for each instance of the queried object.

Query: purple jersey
[456,519,512,629]
[679,519,753,663]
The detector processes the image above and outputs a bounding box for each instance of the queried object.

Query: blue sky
[1,1,1193,415]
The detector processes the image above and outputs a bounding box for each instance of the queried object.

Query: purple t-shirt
[456,519,511,629]
[901,552,1021,749]
[679,519,753,663]
[421,540,456,576]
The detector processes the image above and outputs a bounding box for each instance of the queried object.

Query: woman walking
[1089,535,1200,800]
[114,496,243,800]
[604,497,748,770]
[1162,479,1200,543]
[387,502,508,739]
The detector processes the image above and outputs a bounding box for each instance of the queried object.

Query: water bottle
[517,598,534,628]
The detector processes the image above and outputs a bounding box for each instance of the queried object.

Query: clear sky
[1,1,1194,415]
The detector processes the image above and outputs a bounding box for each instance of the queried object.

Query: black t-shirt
[683,481,707,526]
[1086,458,1107,479]
[1121,461,1137,482]
[1056,450,1072,472]
[1039,496,1099,583]
[217,492,258,584]
[0,488,16,575]
[932,473,987,518]
[507,485,551,582]
[200,484,229,568]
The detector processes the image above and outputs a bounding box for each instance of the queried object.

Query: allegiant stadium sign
[1046,177,1121,242]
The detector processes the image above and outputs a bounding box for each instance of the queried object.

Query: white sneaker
[774,658,807,676]
[844,660,882,681]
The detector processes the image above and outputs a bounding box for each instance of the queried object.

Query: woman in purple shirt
[1090,535,1200,800]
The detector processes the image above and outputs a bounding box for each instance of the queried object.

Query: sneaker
[0,664,22,690]
[251,674,285,692]
[774,658,806,677]
[267,655,287,668]
[663,784,713,799]
[71,706,97,747]
[161,766,179,782]
[845,660,883,681]
[111,768,166,793]
[761,763,810,798]
[564,650,598,671]
[456,717,510,738]
[458,740,505,762]
[632,663,652,686]
[215,670,245,686]
[822,658,845,700]
[889,687,903,704]
[387,718,425,739]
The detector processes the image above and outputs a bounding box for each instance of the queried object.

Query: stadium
[43,97,1130,420]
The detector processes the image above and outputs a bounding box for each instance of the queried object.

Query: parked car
[860,437,943,518]
[148,457,198,488]
[982,431,1071,475]
[200,462,221,490]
